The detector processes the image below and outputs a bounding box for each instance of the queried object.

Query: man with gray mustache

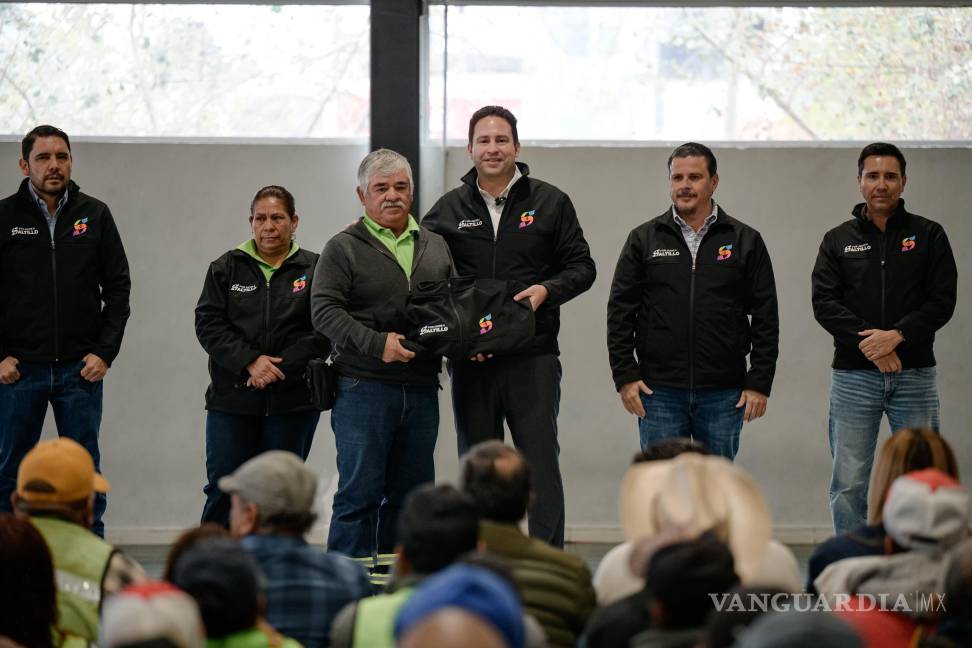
[607,142,779,459]
[311,149,453,567]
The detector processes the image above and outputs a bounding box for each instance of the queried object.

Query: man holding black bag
[423,106,596,548]
[311,149,453,564]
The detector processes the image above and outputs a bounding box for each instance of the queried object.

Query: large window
[0,3,369,138]
[428,5,972,142]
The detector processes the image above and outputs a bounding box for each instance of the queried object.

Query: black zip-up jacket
[0,178,131,364]
[607,207,779,395]
[811,200,957,370]
[195,247,330,415]
[310,221,454,386]
[422,162,596,355]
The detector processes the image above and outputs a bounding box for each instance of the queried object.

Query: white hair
[357,148,413,193]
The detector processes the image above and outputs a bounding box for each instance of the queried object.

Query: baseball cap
[394,564,524,648]
[882,468,969,552]
[99,581,205,648]
[16,438,110,506]
[217,450,316,517]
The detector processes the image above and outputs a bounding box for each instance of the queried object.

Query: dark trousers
[450,353,564,547]
[201,409,319,527]
[327,377,439,559]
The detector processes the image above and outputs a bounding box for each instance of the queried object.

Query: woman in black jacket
[194,185,329,526]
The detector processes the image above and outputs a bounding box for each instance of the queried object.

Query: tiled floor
[123,542,816,586]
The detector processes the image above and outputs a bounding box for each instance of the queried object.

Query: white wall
[4,140,969,543]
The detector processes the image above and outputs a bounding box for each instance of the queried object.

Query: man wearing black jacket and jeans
[812,142,957,534]
[423,106,596,548]
[607,142,778,460]
[0,125,131,537]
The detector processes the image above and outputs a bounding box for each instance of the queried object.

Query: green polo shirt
[361,214,420,278]
[237,239,299,282]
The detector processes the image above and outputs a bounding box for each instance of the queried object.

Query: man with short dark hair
[12,438,145,646]
[460,441,595,648]
[630,535,740,648]
[423,105,596,549]
[0,125,131,537]
[812,142,957,534]
[170,539,302,647]
[329,484,481,648]
[219,450,370,648]
[608,142,779,459]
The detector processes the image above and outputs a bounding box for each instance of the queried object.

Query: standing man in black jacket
[607,142,778,460]
[423,106,596,548]
[0,125,131,537]
[195,185,329,527]
[812,142,957,534]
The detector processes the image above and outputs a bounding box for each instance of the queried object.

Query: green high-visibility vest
[352,586,415,648]
[32,517,113,645]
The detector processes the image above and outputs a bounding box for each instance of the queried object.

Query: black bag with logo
[403,276,536,359]
[304,358,338,411]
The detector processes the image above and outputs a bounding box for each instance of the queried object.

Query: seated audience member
[394,564,525,648]
[11,439,146,645]
[582,529,694,648]
[162,524,230,583]
[704,586,788,648]
[628,535,740,648]
[594,452,799,607]
[460,441,596,648]
[807,428,959,591]
[737,611,863,648]
[454,552,549,648]
[632,437,711,463]
[330,483,479,648]
[921,538,972,647]
[816,469,970,648]
[218,450,370,648]
[0,513,57,648]
[170,540,300,648]
[99,581,205,648]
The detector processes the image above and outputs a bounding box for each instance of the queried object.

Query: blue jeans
[638,386,744,459]
[201,409,319,527]
[829,367,940,534]
[327,377,438,559]
[0,360,105,536]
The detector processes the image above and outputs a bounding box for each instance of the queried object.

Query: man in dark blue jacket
[812,142,957,534]
[423,106,596,548]
[0,125,131,537]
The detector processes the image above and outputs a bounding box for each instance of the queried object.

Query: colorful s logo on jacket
[519,210,536,229]
[292,275,307,293]
[479,313,493,334]
[72,218,88,237]
[901,235,916,252]
[717,244,733,261]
